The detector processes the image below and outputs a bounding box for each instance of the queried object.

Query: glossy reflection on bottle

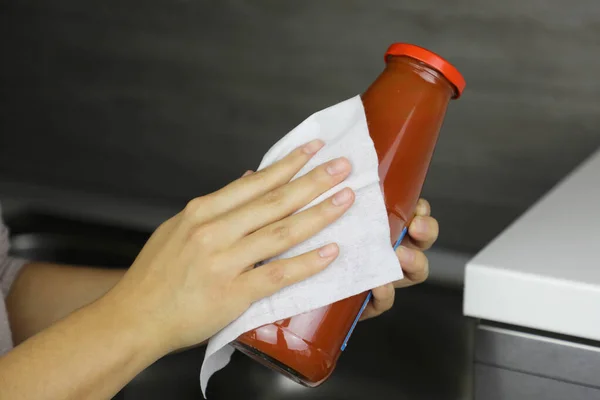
[233,43,466,387]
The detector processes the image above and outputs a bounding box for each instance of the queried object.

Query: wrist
[95,288,170,363]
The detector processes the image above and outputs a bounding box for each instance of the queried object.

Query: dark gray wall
[2,0,600,252]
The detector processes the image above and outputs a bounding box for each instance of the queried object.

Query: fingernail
[326,158,351,175]
[397,246,415,263]
[242,170,253,177]
[302,139,325,155]
[332,188,353,206]
[319,243,339,258]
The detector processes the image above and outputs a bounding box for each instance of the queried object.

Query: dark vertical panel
[2,1,600,251]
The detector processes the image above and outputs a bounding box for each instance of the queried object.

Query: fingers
[183,139,325,224]
[393,245,429,288]
[218,157,352,242]
[415,198,431,217]
[405,215,439,251]
[231,187,355,269]
[389,198,435,292]
[360,202,434,319]
[359,283,395,321]
[236,243,339,303]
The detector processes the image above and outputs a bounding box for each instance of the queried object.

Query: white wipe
[200,95,403,396]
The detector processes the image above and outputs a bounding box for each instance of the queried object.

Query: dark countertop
[0,178,471,287]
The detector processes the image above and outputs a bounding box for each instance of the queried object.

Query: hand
[105,139,356,355]
[360,198,439,320]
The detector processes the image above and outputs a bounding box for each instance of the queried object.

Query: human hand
[360,198,439,320]
[105,139,356,356]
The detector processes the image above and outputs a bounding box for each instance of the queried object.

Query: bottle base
[232,341,325,388]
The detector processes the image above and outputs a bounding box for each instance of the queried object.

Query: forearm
[6,262,125,344]
[0,294,162,400]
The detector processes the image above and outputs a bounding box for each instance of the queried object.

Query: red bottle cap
[385,43,466,98]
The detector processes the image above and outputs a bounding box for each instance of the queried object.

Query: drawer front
[475,322,600,388]
[475,364,600,400]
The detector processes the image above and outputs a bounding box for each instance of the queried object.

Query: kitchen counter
[0,178,470,288]
[463,148,600,399]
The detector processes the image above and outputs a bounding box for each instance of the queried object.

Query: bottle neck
[384,56,457,99]
[361,56,454,168]
[360,55,454,231]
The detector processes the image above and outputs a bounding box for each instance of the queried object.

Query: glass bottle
[233,43,466,387]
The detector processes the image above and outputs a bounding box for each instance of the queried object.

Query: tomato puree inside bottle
[233,43,466,387]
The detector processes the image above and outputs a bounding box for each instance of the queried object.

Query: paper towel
[200,95,403,395]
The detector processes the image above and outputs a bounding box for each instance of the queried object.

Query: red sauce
[233,43,465,387]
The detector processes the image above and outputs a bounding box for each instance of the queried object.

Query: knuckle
[377,287,394,311]
[382,301,393,312]
[417,253,430,282]
[183,197,208,220]
[265,264,287,286]
[262,189,285,207]
[313,165,331,182]
[189,224,216,247]
[249,168,267,181]
[239,168,268,188]
[270,224,291,241]
[250,167,289,191]
[319,195,338,213]
[291,144,313,161]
